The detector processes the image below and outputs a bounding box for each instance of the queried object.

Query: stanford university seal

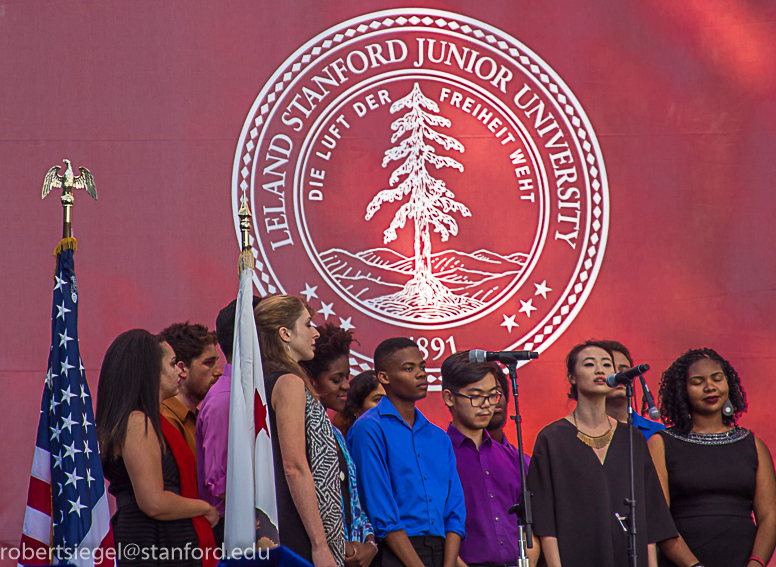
[232,9,609,386]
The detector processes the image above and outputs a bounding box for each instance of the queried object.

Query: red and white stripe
[19,446,115,567]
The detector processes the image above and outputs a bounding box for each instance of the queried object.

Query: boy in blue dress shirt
[348,337,466,567]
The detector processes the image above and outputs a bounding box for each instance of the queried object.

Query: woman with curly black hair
[648,348,776,567]
[300,324,378,567]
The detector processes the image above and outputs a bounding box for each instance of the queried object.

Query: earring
[286,344,291,351]
[722,398,734,417]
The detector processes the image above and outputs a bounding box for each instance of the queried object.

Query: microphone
[606,364,650,388]
[638,375,660,421]
[469,349,539,364]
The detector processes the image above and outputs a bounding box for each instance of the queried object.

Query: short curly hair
[299,322,354,381]
[658,348,747,433]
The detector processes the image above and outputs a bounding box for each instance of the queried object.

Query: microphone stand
[624,381,638,567]
[504,359,533,567]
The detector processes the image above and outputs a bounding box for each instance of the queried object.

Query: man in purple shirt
[196,295,262,546]
[441,352,537,567]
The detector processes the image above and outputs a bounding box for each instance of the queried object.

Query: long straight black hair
[96,329,166,460]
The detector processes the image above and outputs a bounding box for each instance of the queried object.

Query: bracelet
[367,540,378,551]
[690,563,703,567]
[749,557,765,567]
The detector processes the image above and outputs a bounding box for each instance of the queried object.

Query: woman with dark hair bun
[332,371,385,439]
[300,323,378,567]
[527,339,677,567]
[96,329,218,567]
[649,348,776,567]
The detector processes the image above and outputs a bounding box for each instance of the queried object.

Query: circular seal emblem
[232,8,609,385]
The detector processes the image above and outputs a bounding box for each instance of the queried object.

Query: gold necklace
[573,410,614,449]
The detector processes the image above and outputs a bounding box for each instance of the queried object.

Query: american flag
[20,241,114,566]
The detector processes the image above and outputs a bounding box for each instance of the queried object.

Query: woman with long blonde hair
[255,295,345,567]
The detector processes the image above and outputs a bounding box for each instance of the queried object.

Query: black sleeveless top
[104,449,200,566]
[657,427,758,567]
[265,370,312,560]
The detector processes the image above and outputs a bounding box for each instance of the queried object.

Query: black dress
[657,427,758,567]
[104,450,200,567]
[527,419,677,567]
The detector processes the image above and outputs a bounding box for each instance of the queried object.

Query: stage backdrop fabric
[1,0,775,561]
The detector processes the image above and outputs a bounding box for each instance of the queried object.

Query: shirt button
[500,542,504,546]
[490,494,494,498]
[495,517,499,521]
[485,471,490,475]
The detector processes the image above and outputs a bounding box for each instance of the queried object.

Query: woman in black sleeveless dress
[649,348,776,567]
[255,295,346,567]
[95,329,218,567]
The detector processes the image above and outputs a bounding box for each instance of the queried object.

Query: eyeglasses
[451,391,502,408]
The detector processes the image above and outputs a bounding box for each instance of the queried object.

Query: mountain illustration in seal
[321,247,528,319]
[339,82,528,320]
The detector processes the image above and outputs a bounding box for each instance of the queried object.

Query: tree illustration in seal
[364,83,480,316]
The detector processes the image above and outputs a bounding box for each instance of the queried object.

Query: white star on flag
[319,301,335,320]
[64,470,83,489]
[60,385,76,406]
[81,412,91,428]
[62,440,82,461]
[301,283,318,301]
[68,497,87,517]
[339,317,355,332]
[50,395,61,413]
[61,414,77,434]
[534,280,552,299]
[519,299,537,317]
[501,314,519,333]
[85,468,95,488]
[83,439,92,458]
[50,423,63,442]
[60,356,75,375]
[56,301,71,320]
[80,383,89,401]
[79,358,85,373]
[53,452,63,470]
[53,274,67,291]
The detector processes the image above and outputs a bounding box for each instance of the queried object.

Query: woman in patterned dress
[300,323,378,567]
[649,348,776,567]
[255,295,346,567]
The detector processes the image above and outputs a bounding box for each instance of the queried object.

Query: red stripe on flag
[26,476,52,515]
[94,529,116,567]
[18,533,52,566]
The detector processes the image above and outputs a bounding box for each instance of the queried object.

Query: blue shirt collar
[377,396,428,430]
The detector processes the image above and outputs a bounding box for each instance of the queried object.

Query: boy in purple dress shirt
[441,352,538,567]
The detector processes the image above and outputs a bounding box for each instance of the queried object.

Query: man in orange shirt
[159,321,223,460]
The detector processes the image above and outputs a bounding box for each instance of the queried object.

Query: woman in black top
[527,339,677,567]
[649,348,776,567]
[96,329,218,567]
[255,295,345,567]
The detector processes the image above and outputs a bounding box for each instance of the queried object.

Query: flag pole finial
[238,192,254,272]
[42,159,97,239]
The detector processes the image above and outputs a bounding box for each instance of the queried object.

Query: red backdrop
[2,0,775,560]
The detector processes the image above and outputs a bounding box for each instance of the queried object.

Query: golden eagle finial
[42,159,97,201]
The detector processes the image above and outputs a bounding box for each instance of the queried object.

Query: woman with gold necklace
[527,340,677,567]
